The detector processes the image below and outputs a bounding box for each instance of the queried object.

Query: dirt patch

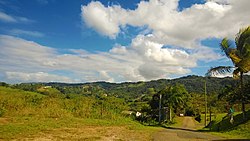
[182,117,196,130]
[17,126,153,141]
[0,118,10,125]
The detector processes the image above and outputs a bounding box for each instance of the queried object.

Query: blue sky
[0,0,249,83]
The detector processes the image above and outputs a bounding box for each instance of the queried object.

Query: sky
[0,0,249,83]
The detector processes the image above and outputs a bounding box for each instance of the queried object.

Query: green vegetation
[201,26,250,139]
[203,110,250,139]
[0,86,127,119]
[1,64,250,139]
[1,86,149,140]
[207,26,250,118]
[148,84,189,123]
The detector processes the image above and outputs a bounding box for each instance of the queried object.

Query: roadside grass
[170,116,183,128]
[0,116,161,140]
[199,110,250,139]
[170,113,250,139]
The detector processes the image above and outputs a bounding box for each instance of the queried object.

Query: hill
[0,86,159,140]
[17,75,250,99]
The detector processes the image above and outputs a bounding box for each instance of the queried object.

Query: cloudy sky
[0,0,249,83]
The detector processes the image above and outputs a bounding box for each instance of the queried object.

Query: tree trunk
[240,72,246,120]
[169,107,172,122]
[209,105,212,130]
[158,94,162,124]
[242,102,246,120]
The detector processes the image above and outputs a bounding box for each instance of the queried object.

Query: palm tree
[207,26,250,119]
[158,84,188,122]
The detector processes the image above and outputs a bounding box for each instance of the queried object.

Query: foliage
[8,75,250,124]
[0,86,162,140]
[207,26,250,119]
[148,84,189,123]
[0,86,128,120]
[207,26,250,79]
[218,81,250,112]
[12,75,250,101]
[0,82,9,87]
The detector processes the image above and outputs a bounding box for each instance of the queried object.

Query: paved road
[153,117,224,141]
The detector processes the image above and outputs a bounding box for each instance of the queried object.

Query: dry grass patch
[19,125,158,141]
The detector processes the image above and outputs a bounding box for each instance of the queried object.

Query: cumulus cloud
[2,0,248,83]
[0,35,212,83]
[78,0,250,80]
[81,1,125,38]
[81,0,249,46]
[5,72,75,83]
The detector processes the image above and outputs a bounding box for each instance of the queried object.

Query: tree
[207,26,250,119]
[150,84,189,122]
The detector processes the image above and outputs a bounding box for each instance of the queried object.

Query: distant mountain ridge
[32,75,250,99]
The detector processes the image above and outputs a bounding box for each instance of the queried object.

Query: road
[153,117,224,141]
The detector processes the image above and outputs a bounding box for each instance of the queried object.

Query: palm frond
[220,38,232,58]
[228,49,241,65]
[235,26,250,56]
[233,68,240,79]
[241,36,250,58]
[206,66,234,77]
[237,57,250,73]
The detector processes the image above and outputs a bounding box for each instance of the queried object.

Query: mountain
[13,75,249,100]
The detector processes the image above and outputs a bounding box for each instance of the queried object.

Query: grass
[170,113,250,139]
[170,116,183,128]
[199,110,250,139]
[0,116,161,140]
[0,86,161,140]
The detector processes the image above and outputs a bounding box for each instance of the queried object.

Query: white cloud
[9,29,44,37]
[81,0,249,46]
[81,1,124,38]
[0,11,16,22]
[0,11,34,23]
[0,35,209,83]
[2,0,245,83]
[79,0,249,81]
[5,72,75,83]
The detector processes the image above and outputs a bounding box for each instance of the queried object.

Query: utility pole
[204,79,207,127]
[158,94,162,124]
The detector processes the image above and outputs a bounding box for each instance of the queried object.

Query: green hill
[21,75,250,100]
[0,86,128,119]
[0,86,158,140]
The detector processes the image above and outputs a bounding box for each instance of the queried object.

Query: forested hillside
[12,75,249,100]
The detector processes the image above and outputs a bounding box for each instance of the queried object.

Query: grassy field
[1,86,250,140]
[0,86,161,140]
[0,116,161,140]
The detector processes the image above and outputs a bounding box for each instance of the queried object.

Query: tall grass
[0,86,128,120]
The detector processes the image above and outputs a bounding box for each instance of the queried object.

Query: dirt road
[182,116,196,130]
[153,117,224,141]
